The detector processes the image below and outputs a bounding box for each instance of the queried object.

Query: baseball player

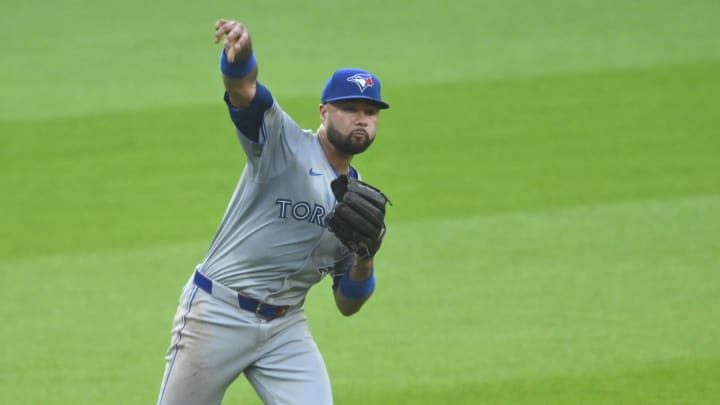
[156,19,391,405]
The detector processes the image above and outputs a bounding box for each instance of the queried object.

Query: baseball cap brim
[323,95,390,109]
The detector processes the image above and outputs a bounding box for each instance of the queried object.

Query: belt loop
[193,270,213,294]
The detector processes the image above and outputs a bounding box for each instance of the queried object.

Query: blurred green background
[1,0,719,404]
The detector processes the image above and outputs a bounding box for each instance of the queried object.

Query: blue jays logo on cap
[321,68,390,109]
[346,74,375,93]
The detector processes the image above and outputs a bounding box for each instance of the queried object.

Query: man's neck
[318,127,352,175]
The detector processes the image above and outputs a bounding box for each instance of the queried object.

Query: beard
[326,122,374,155]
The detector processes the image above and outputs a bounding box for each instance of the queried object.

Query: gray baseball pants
[157,275,333,405]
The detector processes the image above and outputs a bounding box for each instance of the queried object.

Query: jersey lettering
[275,198,327,227]
[275,198,292,218]
[308,204,326,226]
[292,202,311,220]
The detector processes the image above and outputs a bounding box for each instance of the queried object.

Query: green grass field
[2,1,719,403]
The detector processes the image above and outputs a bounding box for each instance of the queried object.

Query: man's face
[321,99,381,155]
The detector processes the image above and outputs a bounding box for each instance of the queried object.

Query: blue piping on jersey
[260,117,268,144]
[330,165,358,180]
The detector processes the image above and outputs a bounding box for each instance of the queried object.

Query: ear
[319,103,328,123]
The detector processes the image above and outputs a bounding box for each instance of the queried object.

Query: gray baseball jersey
[198,84,355,304]
[158,83,356,405]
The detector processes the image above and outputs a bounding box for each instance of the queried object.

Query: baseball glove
[326,175,390,258]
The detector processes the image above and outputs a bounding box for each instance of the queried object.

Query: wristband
[339,271,375,300]
[220,49,257,78]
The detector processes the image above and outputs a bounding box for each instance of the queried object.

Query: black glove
[326,175,390,258]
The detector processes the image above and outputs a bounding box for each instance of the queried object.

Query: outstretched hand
[214,19,252,63]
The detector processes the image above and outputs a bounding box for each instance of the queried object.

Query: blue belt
[193,270,289,321]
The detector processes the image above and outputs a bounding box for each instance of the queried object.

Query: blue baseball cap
[321,68,390,109]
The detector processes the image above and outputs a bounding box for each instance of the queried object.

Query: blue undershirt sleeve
[223,83,274,143]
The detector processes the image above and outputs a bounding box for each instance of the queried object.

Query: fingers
[213,19,236,43]
[213,19,252,63]
[214,19,228,30]
[226,26,248,50]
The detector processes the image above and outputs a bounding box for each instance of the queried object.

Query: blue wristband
[339,271,376,300]
[220,49,257,78]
